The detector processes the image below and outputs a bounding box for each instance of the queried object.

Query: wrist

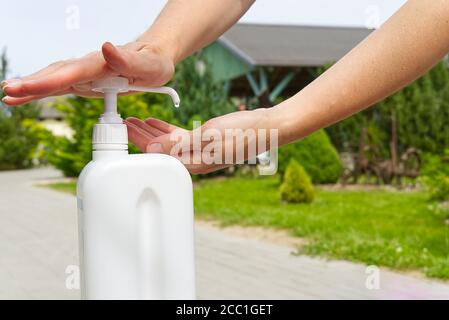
[251,107,280,151]
[137,34,179,65]
[263,106,288,147]
[265,99,305,147]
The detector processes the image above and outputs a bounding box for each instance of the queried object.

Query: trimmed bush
[280,159,314,203]
[421,150,449,201]
[278,130,342,184]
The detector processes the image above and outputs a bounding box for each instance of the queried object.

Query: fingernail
[3,78,22,89]
[147,143,163,153]
[2,96,11,105]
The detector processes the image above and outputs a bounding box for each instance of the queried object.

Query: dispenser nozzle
[128,85,180,108]
[91,77,181,124]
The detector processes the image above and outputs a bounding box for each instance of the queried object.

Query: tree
[168,52,234,126]
[280,159,314,203]
[0,49,42,170]
[278,130,342,184]
[325,60,449,183]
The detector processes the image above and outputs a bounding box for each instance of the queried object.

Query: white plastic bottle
[76,77,195,300]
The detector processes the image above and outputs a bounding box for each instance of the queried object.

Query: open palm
[125,109,272,174]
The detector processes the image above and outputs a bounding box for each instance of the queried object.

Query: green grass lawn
[47,177,449,279]
[44,182,78,194]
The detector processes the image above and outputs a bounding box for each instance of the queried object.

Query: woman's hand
[1,41,175,106]
[125,108,274,174]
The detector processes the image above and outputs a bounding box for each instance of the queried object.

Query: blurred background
[1,0,449,299]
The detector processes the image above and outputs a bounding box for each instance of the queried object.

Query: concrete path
[1,168,449,300]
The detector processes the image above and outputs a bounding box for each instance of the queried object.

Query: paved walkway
[1,168,449,299]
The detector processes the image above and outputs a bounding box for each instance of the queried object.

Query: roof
[218,23,373,67]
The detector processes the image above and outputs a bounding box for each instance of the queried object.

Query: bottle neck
[92,122,128,160]
[92,145,128,161]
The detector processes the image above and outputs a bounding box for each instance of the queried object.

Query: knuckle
[48,61,65,68]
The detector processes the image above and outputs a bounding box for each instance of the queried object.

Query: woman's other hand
[124,108,274,174]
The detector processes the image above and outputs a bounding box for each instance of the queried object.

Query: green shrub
[278,130,342,184]
[280,159,314,203]
[325,61,449,158]
[42,94,179,177]
[0,49,42,170]
[421,150,449,201]
[0,104,41,170]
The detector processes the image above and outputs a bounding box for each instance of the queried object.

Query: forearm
[271,0,449,145]
[140,0,254,64]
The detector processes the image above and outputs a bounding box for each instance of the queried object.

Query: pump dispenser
[91,77,180,152]
[77,77,195,300]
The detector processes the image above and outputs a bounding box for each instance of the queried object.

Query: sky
[0,0,406,77]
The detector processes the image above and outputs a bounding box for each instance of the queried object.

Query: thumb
[102,41,134,76]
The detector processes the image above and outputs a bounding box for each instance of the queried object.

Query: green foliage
[171,53,234,125]
[0,49,41,170]
[42,94,179,177]
[0,105,41,170]
[280,159,314,203]
[193,176,449,279]
[327,60,449,157]
[421,150,449,201]
[278,130,342,184]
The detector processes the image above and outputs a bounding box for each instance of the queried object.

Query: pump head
[91,77,180,150]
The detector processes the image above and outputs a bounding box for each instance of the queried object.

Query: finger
[69,88,104,98]
[3,85,136,106]
[186,163,229,175]
[146,124,208,153]
[1,89,73,106]
[144,117,179,134]
[101,42,131,76]
[72,89,135,98]
[102,42,170,85]
[2,63,68,97]
[20,61,67,82]
[2,64,65,96]
[145,130,192,156]
[2,95,45,106]
[2,86,108,106]
[176,150,229,174]
[5,52,111,98]
[137,131,229,174]
[125,121,156,152]
[1,62,65,92]
[125,117,165,137]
